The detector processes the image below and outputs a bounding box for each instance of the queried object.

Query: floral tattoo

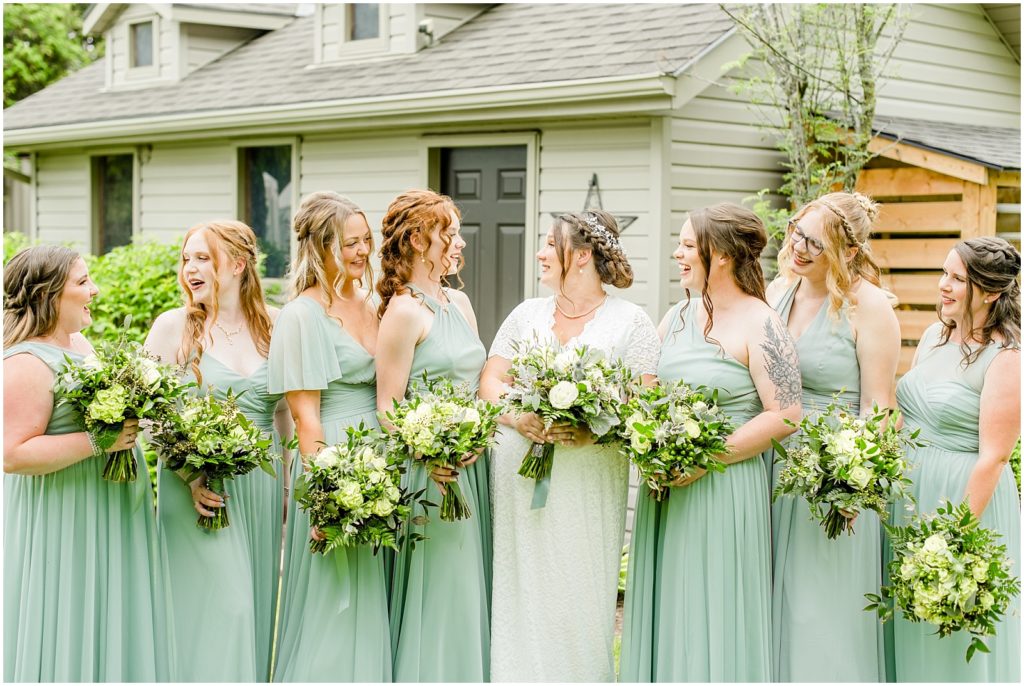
[760,318,801,409]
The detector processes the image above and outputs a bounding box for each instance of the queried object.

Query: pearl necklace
[554,294,607,320]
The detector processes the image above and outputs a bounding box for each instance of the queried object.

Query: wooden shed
[855,116,1021,374]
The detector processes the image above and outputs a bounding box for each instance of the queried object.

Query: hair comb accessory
[582,212,627,257]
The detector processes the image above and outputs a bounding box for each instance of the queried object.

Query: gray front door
[440,145,527,348]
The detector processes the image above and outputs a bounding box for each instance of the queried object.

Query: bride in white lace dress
[480,211,660,682]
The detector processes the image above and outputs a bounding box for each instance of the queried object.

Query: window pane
[241,146,292,278]
[132,22,153,67]
[349,4,380,40]
[95,155,133,255]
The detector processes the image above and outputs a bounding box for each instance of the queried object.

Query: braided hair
[4,245,81,348]
[552,210,634,295]
[939,236,1021,365]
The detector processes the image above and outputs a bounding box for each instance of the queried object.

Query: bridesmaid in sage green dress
[889,238,1020,682]
[375,190,490,682]
[766,192,900,682]
[620,203,801,682]
[3,246,167,682]
[270,191,392,682]
[145,220,289,682]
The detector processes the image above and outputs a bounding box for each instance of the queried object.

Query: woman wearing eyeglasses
[765,192,900,681]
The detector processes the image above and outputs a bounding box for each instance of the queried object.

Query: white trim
[336,3,391,58]
[672,29,748,110]
[649,116,672,320]
[167,5,295,31]
[126,17,158,76]
[88,146,137,254]
[231,137,299,277]
[131,147,142,239]
[28,152,38,240]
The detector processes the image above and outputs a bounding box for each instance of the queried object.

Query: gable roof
[873,114,1021,171]
[83,2,300,34]
[5,3,733,137]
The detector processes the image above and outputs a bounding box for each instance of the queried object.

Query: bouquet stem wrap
[100,447,138,483]
[199,476,229,530]
[519,441,556,509]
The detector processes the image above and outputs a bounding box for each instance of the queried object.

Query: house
[4,2,1020,349]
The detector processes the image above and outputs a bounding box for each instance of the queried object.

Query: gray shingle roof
[4,3,733,132]
[873,114,1021,171]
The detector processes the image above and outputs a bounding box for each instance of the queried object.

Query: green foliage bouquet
[150,391,276,530]
[384,373,501,522]
[502,337,630,491]
[293,423,415,554]
[866,501,1021,662]
[773,398,921,539]
[54,331,187,482]
[617,380,733,501]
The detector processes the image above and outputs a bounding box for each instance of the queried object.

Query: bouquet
[772,398,920,539]
[865,500,1021,662]
[617,380,733,501]
[54,332,187,482]
[384,373,500,521]
[150,390,276,529]
[502,337,630,505]
[293,423,416,554]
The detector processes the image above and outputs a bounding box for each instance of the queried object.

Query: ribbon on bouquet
[520,441,556,509]
[530,472,552,509]
[333,547,352,614]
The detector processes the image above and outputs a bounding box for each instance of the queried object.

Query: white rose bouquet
[149,390,276,530]
[54,329,188,483]
[502,337,630,498]
[865,500,1021,662]
[293,423,415,554]
[617,380,733,501]
[384,374,501,522]
[772,396,921,539]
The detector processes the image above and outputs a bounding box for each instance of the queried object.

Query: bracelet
[86,431,103,457]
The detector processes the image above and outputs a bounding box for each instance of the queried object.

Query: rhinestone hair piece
[582,212,627,256]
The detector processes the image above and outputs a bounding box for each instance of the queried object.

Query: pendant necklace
[214,320,244,345]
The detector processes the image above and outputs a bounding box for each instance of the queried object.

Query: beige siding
[183,23,260,72]
[319,3,417,62]
[35,153,91,252]
[423,3,490,40]
[107,5,178,88]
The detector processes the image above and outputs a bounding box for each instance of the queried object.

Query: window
[130,21,154,68]
[240,146,292,278]
[92,155,134,255]
[348,4,380,41]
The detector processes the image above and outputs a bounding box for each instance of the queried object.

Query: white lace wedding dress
[488,295,660,682]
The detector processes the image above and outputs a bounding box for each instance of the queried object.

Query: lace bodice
[489,295,660,376]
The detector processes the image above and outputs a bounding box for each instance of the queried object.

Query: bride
[480,210,659,682]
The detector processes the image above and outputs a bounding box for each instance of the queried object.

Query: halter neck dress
[3,342,168,682]
[387,285,492,683]
[620,302,773,682]
[769,280,885,682]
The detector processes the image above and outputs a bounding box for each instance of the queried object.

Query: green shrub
[3,230,34,264]
[1012,439,1020,495]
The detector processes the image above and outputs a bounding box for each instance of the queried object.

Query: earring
[420,251,426,264]
[579,268,583,275]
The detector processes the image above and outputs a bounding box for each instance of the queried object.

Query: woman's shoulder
[765,274,797,304]
[852,279,897,312]
[151,307,187,332]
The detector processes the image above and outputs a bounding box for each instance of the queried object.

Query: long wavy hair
[778,191,882,320]
[552,210,634,298]
[680,203,767,346]
[287,191,374,324]
[376,189,461,318]
[4,245,81,348]
[178,221,273,384]
[938,236,1021,365]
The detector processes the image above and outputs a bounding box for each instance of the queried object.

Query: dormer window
[130,21,153,68]
[348,4,380,41]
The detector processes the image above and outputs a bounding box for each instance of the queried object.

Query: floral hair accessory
[582,212,627,256]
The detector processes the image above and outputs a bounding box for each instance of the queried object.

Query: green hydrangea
[86,384,129,424]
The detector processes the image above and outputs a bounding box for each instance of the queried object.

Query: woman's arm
[286,390,324,461]
[374,297,424,426]
[143,309,185,365]
[964,349,1020,518]
[853,285,901,414]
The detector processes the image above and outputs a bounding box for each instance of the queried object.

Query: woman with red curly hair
[375,189,491,682]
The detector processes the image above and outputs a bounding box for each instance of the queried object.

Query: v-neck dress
[888,323,1020,682]
[156,350,285,682]
[620,301,773,682]
[387,285,492,683]
[268,295,392,682]
[3,342,169,682]
[769,280,885,682]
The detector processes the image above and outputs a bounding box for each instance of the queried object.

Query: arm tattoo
[760,318,802,409]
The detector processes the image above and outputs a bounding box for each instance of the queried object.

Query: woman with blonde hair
[375,189,491,682]
[4,245,166,681]
[890,237,1020,682]
[268,191,391,681]
[766,191,901,681]
[145,220,290,681]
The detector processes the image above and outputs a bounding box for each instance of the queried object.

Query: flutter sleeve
[267,298,343,393]
[623,305,661,377]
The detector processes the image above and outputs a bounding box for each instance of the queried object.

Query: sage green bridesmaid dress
[770,281,885,682]
[269,295,391,682]
[156,352,284,681]
[620,302,772,682]
[388,286,491,683]
[3,342,169,682]
[889,322,1020,682]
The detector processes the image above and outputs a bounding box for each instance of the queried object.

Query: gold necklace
[214,320,244,345]
[554,294,607,320]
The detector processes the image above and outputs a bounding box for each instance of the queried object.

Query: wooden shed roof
[873,115,1020,171]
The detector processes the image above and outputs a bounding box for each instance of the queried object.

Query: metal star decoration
[549,173,637,231]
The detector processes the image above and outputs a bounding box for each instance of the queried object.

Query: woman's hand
[110,418,141,452]
[548,420,593,448]
[188,474,225,518]
[457,445,485,468]
[839,508,858,531]
[310,526,325,542]
[669,466,706,488]
[513,412,548,444]
[429,464,459,497]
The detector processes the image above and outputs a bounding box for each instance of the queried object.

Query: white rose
[137,357,163,388]
[979,591,995,610]
[82,353,104,371]
[690,400,707,414]
[972,563,989,583]
[552,351,576,373]
[462,407,481,427]
[922,533,948,555]
[683,419,701,439]
[630,433,651,454]
[548,381,579,410]
[368,470,384,484]
[847,465,872,490]
[370,456,387,471]
[359,447,376,464]
[372,498,396,517]
[313,447,342,470]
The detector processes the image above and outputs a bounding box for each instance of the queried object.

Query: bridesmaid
[269,191,392,682]
[766,192,900,682]
[145,220,290,681]
[3,245,166,681]
[620,203,801,682]
[890,236,1020,682]
[376,189,491,682]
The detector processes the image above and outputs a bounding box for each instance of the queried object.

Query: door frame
[419,131,540,299]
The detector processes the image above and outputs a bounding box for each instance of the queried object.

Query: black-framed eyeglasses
[787,220,825,257]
